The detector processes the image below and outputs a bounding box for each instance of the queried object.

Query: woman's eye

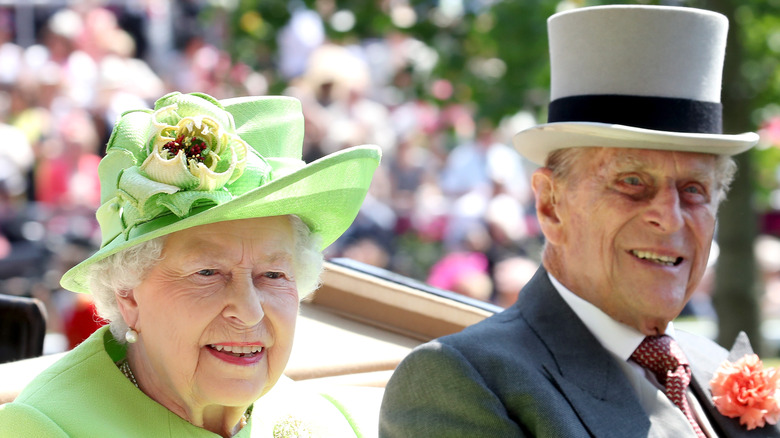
[197,269,217,277]
[264,271,286,280]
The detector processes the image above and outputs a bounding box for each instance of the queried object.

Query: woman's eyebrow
[261,251,294,266]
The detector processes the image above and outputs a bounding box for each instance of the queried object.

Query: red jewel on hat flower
[710,354,780,430]
[162,135,209,162]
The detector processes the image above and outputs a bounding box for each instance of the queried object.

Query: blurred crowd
[0,3,543,352]
[2,3,778,355]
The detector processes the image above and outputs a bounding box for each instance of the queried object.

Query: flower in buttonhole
[710,354,780,430]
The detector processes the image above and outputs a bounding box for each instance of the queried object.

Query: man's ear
[531,168,565,246]
[115,290,140,331]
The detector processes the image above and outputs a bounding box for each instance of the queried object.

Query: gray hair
[88,215,324,342]
[545,147,737,203]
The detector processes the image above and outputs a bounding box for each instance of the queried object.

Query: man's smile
[629,250,684,267]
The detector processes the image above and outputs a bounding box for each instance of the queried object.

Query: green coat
[0,326,360,437]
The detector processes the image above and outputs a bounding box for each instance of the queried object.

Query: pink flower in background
[760,116,780,147]
[710,354,780,430]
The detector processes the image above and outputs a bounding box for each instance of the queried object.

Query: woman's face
[125,216,299,414]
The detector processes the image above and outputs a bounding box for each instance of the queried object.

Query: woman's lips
[206,343,265,366]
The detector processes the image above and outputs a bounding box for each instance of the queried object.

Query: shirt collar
[547,272,675,361]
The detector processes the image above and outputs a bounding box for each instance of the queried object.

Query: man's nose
[643,186,684,233]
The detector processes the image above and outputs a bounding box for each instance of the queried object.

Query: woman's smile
[206,343,266,366]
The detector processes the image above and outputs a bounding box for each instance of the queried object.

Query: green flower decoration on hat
[143,104,247,190]
[97,92,259,247]
[61,91,381,294]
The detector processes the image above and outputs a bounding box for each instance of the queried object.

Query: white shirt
[548,273,718,437]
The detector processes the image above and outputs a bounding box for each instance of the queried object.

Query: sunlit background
[0,0,779,357]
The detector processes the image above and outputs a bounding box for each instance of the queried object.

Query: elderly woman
[0,92,381,437]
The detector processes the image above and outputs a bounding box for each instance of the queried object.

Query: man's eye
[622,176,642,186]
[197,269,217,276]
[683,185,702,194]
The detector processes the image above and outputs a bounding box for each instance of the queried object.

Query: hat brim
[60,145,381,294]
[513,122,759,166]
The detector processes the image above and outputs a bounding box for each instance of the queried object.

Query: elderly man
[380,5,780,438]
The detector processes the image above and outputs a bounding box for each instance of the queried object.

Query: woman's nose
[222,274,264,327]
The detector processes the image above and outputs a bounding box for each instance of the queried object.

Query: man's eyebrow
[685,164,717,179]
[610,154,646,171]
[610,153,716,183]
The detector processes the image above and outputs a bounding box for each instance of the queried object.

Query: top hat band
[547,94,723,134]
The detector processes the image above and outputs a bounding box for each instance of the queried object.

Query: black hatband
[547,94,722,134]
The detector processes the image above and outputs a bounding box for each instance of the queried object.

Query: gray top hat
[513,5,759,166]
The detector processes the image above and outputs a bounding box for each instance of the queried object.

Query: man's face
[534,147,720,334]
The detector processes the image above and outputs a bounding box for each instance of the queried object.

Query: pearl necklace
[118,359,138,388]
[118,359,250,430]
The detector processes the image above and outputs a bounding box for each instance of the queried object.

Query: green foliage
[216,0,780,202]
[392,231,444,282]
[396,0,561,122]
[733,0,780,109]
[755,147,780,210]
[736,0,780,209]
[469,1,558,121]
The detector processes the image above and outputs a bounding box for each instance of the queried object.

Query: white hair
[88,215,324,342]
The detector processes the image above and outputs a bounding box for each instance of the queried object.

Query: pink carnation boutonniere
[710,354,780,430]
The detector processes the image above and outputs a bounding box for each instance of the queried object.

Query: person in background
[427,251,493,302]
[380,5,780,437]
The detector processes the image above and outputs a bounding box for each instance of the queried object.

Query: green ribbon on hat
[96,92,272,248]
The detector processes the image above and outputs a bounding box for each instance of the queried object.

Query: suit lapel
[517,268,654,437]
[677,330,780,437]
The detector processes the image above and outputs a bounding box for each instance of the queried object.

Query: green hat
[61,92,382,294]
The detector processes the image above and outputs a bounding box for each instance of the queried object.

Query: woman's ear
[115,290,140,331]
[531,167,564,246]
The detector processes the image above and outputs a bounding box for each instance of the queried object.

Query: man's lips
[630,249,684,267]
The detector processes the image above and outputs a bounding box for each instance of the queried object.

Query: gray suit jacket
[379,267,780,437]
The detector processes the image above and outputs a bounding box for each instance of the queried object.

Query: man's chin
[638,321,671,336]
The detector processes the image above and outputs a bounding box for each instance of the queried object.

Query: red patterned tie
[631,335,706,438]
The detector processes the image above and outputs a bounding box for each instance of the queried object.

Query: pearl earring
[125,328,138,344]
